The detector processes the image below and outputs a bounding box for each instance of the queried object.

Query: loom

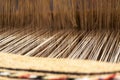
[0,0,120,79]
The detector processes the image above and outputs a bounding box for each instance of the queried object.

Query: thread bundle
[0,0,119,30]
[0,28,119,62]
[0,0,119,62]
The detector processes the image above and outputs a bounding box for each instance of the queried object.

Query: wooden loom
[0,0,120,79]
